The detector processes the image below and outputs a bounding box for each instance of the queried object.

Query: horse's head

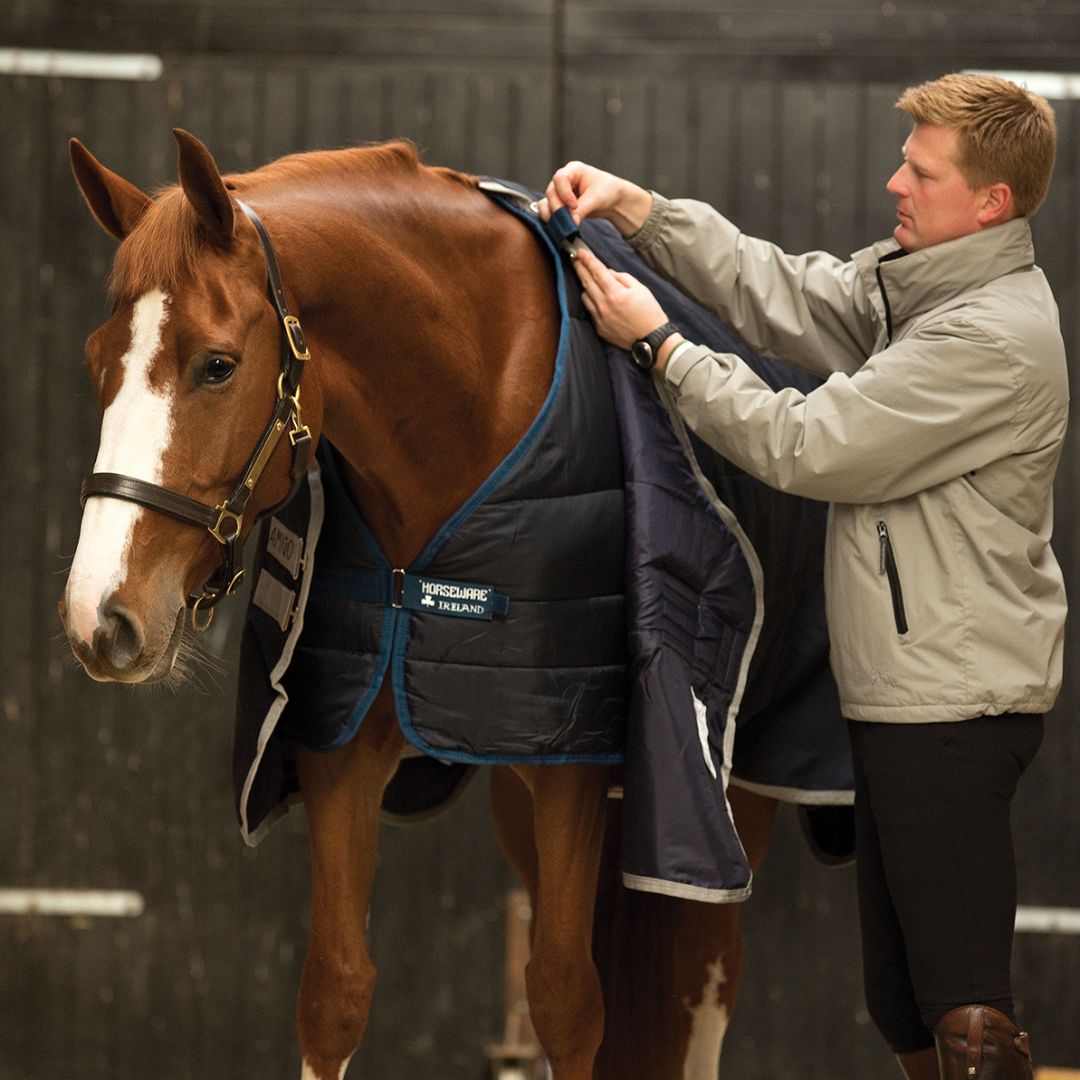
[60,129,317,684]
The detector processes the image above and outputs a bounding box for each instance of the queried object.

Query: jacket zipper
[874,249,907,344]
[874,266,894,343]
[876,521,908,635]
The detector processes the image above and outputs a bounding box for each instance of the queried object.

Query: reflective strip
[1014,906,1080,935]
[0,888,145,917]
[252,569,296,631]
[0,48,163,80]
[691,688,718,781]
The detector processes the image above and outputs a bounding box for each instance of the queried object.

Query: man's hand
[572,247,671,351]
[539,161,653,237]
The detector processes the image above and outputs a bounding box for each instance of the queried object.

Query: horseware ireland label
[267,517,303,579]
[405,575,497,620]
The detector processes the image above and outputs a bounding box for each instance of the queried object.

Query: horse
[58,128,784,1080]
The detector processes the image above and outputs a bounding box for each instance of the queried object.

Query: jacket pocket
[876,521,909,635]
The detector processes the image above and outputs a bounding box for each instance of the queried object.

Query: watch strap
[642,320,680,353]
[632,320,681,368]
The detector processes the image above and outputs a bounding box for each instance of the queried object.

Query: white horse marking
[66,290,174,645]
[301,1058,351,1080]
[682,956,730,1080]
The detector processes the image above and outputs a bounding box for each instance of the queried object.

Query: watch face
[631,341,654,368]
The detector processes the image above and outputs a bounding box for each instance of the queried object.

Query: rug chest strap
[311,566,510,621]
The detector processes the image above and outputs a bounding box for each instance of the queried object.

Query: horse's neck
[272,172,559,566]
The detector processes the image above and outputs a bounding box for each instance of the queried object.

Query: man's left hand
[572,247,669,350]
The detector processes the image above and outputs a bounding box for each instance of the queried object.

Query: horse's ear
[173,128,235,247]
[69,138,151,241]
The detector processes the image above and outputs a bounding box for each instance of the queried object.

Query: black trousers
[848,713,1043,1053]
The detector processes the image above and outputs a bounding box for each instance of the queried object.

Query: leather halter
[80,200,313,632]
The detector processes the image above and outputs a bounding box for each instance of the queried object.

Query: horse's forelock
[108,187,204,301]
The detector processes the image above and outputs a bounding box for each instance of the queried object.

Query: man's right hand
[539,161,653,238]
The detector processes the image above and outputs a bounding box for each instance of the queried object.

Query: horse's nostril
[100,602,146,669]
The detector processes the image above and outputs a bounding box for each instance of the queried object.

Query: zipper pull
[877,521,888,574]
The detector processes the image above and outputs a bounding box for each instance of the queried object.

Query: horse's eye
[202,355,237,385]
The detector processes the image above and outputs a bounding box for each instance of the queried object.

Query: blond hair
[896,73,1056,217]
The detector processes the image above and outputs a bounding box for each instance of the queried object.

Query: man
[542,73,1065,1079]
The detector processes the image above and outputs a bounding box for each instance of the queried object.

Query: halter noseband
[80,200,313,632]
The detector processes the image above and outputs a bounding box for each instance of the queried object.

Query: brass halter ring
[189,569,247,633]
[190,593,216,633]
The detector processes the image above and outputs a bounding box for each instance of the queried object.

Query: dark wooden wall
[2,3,1078,1078]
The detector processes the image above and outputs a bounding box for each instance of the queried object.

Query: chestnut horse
[58,129,777,1079]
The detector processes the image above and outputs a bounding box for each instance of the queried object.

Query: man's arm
[545,160,881,380]
[662,324,1044,505]
[632,195,878,379]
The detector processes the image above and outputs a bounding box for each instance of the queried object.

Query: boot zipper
[876,521,908,635]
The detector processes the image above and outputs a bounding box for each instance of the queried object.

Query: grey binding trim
[239,458,325,847]
[621,872,753,905]
[728,777,855,806]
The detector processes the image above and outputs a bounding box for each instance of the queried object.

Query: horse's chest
[234,306,628,839]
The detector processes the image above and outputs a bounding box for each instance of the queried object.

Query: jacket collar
[852,217,1035,334]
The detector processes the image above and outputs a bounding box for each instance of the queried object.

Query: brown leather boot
[934,1005,1033,1079]
[896,1045,941,1079]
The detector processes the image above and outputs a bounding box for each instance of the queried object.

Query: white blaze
[65,290,174,645]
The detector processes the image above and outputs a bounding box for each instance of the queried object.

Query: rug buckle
[391,568,405,609]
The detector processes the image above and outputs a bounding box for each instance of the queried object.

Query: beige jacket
[631,196,1068,723]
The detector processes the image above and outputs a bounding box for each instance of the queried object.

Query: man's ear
[978,182,1015,226]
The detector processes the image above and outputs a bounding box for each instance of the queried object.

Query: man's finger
[577,262,619,307]
[550,167,580,211]
[574,247,613,280]
[573,265,605,312]
[572,248,606,287]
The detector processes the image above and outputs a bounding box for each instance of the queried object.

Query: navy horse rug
[232,184,853,901]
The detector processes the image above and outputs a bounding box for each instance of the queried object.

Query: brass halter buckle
[282,315,310,361]
[209,502,243,545]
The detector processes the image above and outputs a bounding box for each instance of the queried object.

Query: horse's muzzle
[59,593,183,684]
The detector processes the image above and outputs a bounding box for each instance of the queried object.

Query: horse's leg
[713,784,779,994]
[694,784,779,1075]
[490,765,539,907]
[593,784,779,1080]
[513,763,609,1080]
[294,689,406,1080]
[669,785,781,1080]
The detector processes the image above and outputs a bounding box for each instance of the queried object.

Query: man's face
[886,124,990,252]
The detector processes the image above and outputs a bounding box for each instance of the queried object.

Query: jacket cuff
[628,191,670,253]
[663,343,730,388]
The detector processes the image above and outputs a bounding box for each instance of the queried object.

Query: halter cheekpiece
[80,200,313,632]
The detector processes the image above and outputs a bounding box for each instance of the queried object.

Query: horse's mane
[108,140,477,300]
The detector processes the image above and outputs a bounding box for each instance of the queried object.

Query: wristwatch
[630,321,681,369]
